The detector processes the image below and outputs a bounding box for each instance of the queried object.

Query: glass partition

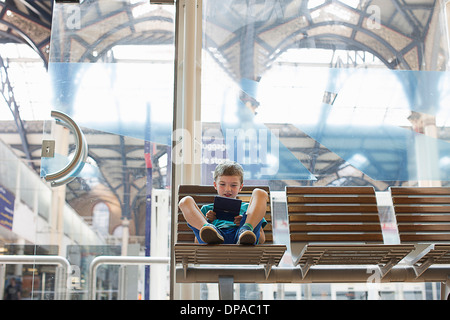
[1,0,174,300]
[45,0,174,300]
[201,0,450,188]
[199,0,450,299]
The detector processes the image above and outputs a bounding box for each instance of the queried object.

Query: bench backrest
[177,185,273,244]
[286,186,383,245]
[390,187,450,243]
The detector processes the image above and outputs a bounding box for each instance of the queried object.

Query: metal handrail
[0,255,71,300]
[0,254,70,269]
[44,110,88,187]
[88,256,170,300]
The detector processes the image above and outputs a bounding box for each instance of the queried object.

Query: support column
[171,0,203,300]
[441,276,450,300]
[121,218,130,256]
[219,276,234,300]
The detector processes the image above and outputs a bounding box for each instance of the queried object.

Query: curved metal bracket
[44,110,88,187]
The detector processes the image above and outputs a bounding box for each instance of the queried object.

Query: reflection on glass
[1,0,449,301]
[35,0,174,299]
[202,0,450,185]
[199,0,450,299]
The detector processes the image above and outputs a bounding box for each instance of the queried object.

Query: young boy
[178,161,268,245]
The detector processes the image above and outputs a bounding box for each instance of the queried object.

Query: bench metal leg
[379,259,399,279]
[218,275,234,300]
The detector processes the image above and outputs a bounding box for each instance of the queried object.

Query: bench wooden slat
[390,187,450,244]
[176,232,273,243]
[289,214,380,222]
[399,234,450,242]
[290,233,384,242]
[296,244,414,266]
[287,195,377,204]
[290,224,382,232]
[286,186,383,244]
[393,197,450,205]
[174,243,286,266]
[398,224,450,232]
[390,187,450,272]
[288,205,379,213]
[390,187,450,196]
[286,186,376,194]
[394,207,450,213]
[396,215,450,222]
[286,186,413,276]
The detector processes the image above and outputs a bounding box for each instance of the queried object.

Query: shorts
[187,213,264,244]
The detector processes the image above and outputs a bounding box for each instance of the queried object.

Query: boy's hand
[205,210,216,222]
[234,215,243,226]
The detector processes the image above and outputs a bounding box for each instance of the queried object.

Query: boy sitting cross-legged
[178,161,268,245]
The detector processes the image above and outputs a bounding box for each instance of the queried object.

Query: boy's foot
[200,224,224,244]
[237,225,256,245]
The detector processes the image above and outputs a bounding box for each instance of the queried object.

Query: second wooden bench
[286,186,414,278]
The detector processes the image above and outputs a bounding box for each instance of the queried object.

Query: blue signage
[0,185,14,230]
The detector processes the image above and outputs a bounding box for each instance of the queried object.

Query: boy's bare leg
[179,196,224,244]
[243,188,268,228]
[178,196,207,230]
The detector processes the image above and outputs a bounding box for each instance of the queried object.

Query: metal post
[170,0,203,301]
[144,104,153,300]
[118,266,126,300]
[88,256,169,300]
[441,276,450,300]
[218,276,234,300]
[0,264,5,300]
[55,266,65,300]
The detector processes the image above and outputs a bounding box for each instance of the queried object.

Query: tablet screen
[213,196,242,221]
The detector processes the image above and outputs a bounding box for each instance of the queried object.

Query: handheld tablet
[213,196,242,221]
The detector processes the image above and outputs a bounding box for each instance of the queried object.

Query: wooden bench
[174,185,286,298]
[390,187,450,278]
[286,186,414,279]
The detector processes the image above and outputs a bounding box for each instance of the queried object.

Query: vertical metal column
[441,276,450,300]
[0,264,5,300]
[144,103,153,300]
[170,0,203,300]
[218,276,234,300]
[182,0,202,181]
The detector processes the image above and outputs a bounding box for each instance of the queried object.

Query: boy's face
[213,175,243,199]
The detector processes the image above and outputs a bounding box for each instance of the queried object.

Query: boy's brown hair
[213,161,244,184]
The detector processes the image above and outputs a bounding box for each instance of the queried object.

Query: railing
[88,256,170,300]
[1,255,170,300]
[0,255,71,300]
[1,254,449,299]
